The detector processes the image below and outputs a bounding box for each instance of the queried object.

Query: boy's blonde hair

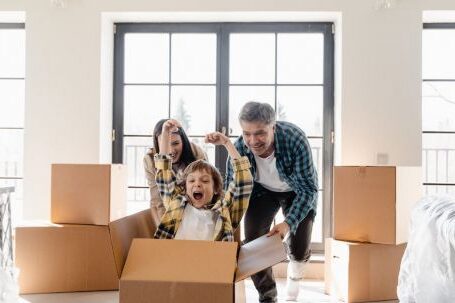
[182,159,224,204]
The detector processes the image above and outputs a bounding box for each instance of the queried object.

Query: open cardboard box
[120,234,287,303]
[15,209,155,294]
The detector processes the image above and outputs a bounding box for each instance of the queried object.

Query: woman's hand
[162,119,181,134]
[159,119,181,155]
[205,131,229,146]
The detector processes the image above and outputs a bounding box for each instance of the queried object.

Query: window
[113,23,334,251]
[422,24,455,195]
[0,23,25,223]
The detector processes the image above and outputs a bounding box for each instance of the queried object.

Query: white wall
[1,0,454,220]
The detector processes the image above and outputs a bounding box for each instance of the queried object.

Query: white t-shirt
[174,203,218,240]
[254,151,292,192]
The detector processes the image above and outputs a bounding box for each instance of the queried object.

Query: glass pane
[312,194,323,243]
[423,185,455,195]
[422,82,455,131]
[190,137,215,165]
[230,34,275,84]
[308,138,323,189]
[124,85,169,136]
[422,133,455,184]
[0,129,23,178]
[0,79,25,128]
[277,33,323,84]
[170,86,216,135]
[0,29,25,78]
[127,188,150,215]
[423,29,455,79]
[171,34,216,84]
[123,136,151,188]
[0,178,23,226]
[277,86,323,136]
[228,86,275,136]
[273,190,322,243]
[124,33,169,84]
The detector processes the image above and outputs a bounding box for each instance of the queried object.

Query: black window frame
[113,22,334,253]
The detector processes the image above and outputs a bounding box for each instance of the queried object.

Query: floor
[19,278,399,303]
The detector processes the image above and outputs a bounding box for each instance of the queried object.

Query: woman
[143,118,207,227]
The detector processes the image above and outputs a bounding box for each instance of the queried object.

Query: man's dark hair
[238,101,276,125]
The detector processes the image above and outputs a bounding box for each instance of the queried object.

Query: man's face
[240,120,275,158]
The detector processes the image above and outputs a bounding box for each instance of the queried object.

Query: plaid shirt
[154,155,253,241]
[224,121,318,234]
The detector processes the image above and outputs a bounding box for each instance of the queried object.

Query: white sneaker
[285,260,306,301]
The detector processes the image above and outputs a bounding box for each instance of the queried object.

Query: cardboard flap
[108,209,155,277]
[235,234,287,282]
[121,239,238,284]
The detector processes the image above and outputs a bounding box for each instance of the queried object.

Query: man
[225,102,318,302]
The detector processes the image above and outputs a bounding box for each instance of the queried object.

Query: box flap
[234,234,287,282]
[121,239,238,284]
[108,209,155,277]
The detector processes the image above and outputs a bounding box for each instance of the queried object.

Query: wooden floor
[20,278,399,303]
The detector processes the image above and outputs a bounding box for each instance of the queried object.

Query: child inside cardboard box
[153,119,253,241]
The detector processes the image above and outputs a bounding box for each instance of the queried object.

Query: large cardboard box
[120,234,287,303]
[16,210,155,294]
[15,223,119,294]
[334,166,421,244]
[51,164,127,225]
[109,209,155,275]
[325,238,406,302]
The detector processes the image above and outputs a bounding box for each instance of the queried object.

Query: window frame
[0,22,25,201]
[422,23,455,193]
[113,22,334,253]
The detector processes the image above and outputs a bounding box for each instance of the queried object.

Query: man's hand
[267,222,290,239]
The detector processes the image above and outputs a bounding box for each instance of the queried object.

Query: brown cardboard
[325,238,406,302]
[334,166,421,244]
[109,209,155,277]
[120,234,286,303]
[15,223,119,294]
[51,164,127,225]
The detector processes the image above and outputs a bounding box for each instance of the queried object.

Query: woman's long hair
[152,119,197,167]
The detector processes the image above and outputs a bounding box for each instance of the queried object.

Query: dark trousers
[243,183,315,303]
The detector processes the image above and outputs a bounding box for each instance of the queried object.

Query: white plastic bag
[397,194,455,303]
[0,265,19,303]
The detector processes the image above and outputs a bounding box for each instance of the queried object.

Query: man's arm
[285,135,319,234]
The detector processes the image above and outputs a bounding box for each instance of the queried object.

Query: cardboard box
[325,238,406,302]
[120,234,287,303]
[15,223,119,294]
[16,210,155,294]
[109,209,155,276]
[51,164,127,225]
[334,166,421,244]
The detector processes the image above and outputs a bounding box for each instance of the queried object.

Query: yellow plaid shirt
[153,156,253,241]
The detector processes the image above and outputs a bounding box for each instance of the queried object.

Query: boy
[154,121,253,241]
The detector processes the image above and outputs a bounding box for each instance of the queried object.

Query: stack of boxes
[325,166,421,302]
[15,164,155,294]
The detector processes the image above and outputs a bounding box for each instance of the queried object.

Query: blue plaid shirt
[224,121,318,234]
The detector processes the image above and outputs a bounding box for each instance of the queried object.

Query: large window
[113,23,334,251]
[0,23,25,222]
[422,24,455,195]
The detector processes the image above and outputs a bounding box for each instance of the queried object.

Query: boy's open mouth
[192,191,203,201]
